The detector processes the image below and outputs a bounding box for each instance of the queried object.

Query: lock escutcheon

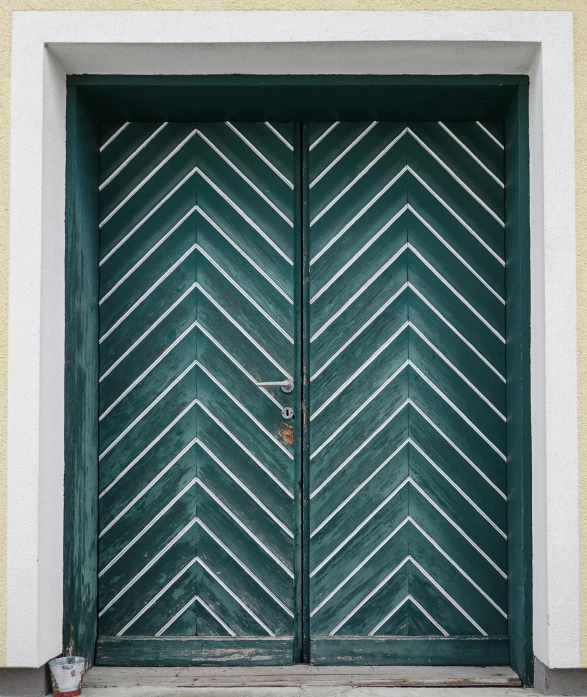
[281,407,294,419]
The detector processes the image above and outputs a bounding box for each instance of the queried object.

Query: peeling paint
[278,422,295,447]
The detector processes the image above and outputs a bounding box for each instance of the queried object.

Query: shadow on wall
[0,665,51,696]
[535,658,587,695]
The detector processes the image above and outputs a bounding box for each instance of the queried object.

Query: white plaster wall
[7,19,67,667]
[7,10,578,668]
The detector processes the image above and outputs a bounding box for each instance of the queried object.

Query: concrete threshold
[80,687,533,697]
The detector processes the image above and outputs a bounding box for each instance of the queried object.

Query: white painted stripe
[195,596,237,636]
[100,320,198,421]
[197,244,293,343]
[310,283,408,381]
[409,243,505,343]
[99,128,198,228]
[100,284,197,382]
[310,519,409,617]
[476,121,504,150]
[199,363,293,459]
[311,121,378,188]
[310,479,409,577]
[369,594,448,637]
[197,168,293,265]
[310,205,408,303]
[309,122,339,151]
[100,167,199,266]
[99,437,198,538]
[98,361,197,460]
[409,323,506,420]
[99,243,197,344]
[438,122,504,187]
[310,167,407,265]
[409,439,506,538]
[99,400,196,498]
[197,400,293,499]
[155,594,199,637]
[197,557,275,635]
[311,401,409,498]
[197,439,293,537]
[196,323,282,410]
[226,122,294,189]
[407,204,504,304]
[408,596,449,636]
[311,360,408,460]
[197,206,292,304]
[198,479,294,579]
[197,284,292,381]
[310,243,407,342]
[100,122,168,191]
[409,361,506,460]
[410,557,487,636]
[409,399,507,501]
[310,441,408,538]
[198,129,293,224]
[100,205,197,305]
[311,324,408,420]
[408,283,505,382]
[156,594,236,638]
[265,122,294,150]
[410,478,507,579]
[198,130,293,227]
[408,128,505,227]
[368,596,409,636]
[410,517,507,618]
[329,557,410,635]
[100,122,130,152]
[407,167,505,266]
[197,518,293,617]
[98,516,198,617]
[311,128,407,226]
[99,477,198,577]
[117,556,198,636]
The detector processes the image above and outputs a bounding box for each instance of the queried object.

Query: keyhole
[281,407,294,419]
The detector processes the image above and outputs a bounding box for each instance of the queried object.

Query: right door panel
[307,121,509,664]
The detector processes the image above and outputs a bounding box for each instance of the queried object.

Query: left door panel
[96,122,298,665]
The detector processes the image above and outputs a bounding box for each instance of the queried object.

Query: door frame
[63,76,531,680]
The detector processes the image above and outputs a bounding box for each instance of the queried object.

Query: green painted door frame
[64,76,531,683]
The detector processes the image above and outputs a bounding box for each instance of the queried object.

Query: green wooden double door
[96,120,508,666]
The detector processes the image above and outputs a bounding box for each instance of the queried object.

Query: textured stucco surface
[0,0,585,670]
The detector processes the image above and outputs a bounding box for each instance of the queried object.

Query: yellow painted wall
[0,0,586,669]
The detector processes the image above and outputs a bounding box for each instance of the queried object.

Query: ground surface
[81,688,536,697]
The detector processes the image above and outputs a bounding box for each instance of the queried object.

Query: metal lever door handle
[255,379,294,394]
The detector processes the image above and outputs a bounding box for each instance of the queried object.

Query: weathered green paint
[96,637,294,666]
[292,124,306,663]
[306,122,507,661]
[68,75,526,124]
[64,78,531,680]
[63,86,101,665]
[504,85,533,686]
[97,122,298,661]
[300,123,312,663]
[310,636,509,665]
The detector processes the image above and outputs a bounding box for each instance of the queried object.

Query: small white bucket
[48,656,86,697]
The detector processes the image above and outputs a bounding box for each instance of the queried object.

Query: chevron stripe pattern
[97,122,297,642]
[307,122,507,641]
